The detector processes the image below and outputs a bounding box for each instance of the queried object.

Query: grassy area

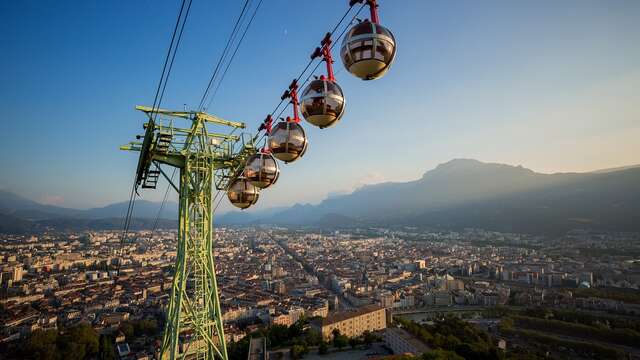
[510,315,640,348]
[396,316,521,359]
[577,247,640,258]
[522,307,640,332]
[573,287,640,304]
[501,327,626,360]
[485,306,638,359]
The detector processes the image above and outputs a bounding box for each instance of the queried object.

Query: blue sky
[1,0,639,212]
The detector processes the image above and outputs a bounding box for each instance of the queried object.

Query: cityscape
[2,226,640,359]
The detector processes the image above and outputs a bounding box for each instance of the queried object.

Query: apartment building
[312,305,386,341]
[385,327,430,356]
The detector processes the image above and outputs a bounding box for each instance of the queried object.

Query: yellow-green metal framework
[121,106,257,360]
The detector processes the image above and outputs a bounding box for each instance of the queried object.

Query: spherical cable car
[269,121,308,163]
[227,177,260,209]
[268,80,309,163]
[244,150,280,189]
[341,0,396,80]
[301,34,346,129]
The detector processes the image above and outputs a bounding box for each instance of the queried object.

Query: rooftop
[319,304,383,326]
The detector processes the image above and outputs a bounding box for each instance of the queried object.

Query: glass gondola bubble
[227,177,260,209]
[268,121,308,163]
[341,0,396,81]
[301,78,345,128]
[243,151,280,189]
[301,33,346,129]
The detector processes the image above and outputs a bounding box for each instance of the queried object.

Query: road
[272,236,355,311]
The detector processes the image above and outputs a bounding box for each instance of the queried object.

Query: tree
[58,323,99,360]
[99,335,116,360]
[289,322,304,339]
[363,331,377,346]
[349,337,360,349]
[69,323,99,355]
[499,318,514,331]
[119,322,134,339]
[421,349,464,360]
[134,318,159,336]
[228,338,251,360]
[291,344,306,359]
[333,334,349,349]
[58,341,86,360]
[442,334,461,350]
[23,329,58,360]
[304,330,322,346]
[268,325,290,348]
[318,341,328,355]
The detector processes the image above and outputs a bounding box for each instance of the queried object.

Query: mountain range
[218,159,640,234]
[2,159,639,234]
[0,190,177,233]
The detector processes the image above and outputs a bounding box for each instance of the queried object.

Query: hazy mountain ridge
[402,164,640,233]
[2,159,639,234]
[0,190,179,233]
[256,159,581,222]
[220,159,640,234]
[0,190,178,220]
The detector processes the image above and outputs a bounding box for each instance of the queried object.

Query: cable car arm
[135,105,246,129]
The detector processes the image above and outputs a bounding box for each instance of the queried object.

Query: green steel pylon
[121,106,256,360]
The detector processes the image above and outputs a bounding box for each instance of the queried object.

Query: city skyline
[1,0,639,211]
[3,225,639,359]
